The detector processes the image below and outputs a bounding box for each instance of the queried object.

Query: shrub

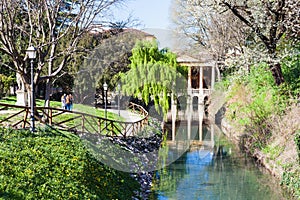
[0,74,13,99]
[225,63,287,149]
[281,168,300,198]
[0,127,139,199]
[281,53,300,97]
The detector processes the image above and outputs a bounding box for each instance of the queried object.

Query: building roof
[177,54,215,67]
[177,55,201,64]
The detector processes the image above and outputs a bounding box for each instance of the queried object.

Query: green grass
[0,127,140,199]
[0,96,53,107]
[0,96,125,135]
[262,144,285,160]
[0,96,123,121]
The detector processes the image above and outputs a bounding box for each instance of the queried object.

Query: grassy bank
[0,127,140,199]
[214,62,300,198]
[0,96,123,124]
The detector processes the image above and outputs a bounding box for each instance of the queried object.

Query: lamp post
[118,83,121,116]
[103,82,108,131]
[26,46,37,132]
[103,82,108,119]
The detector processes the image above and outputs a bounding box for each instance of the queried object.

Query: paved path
[100,108,143,123]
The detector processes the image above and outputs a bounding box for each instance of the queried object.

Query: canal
[149,123,291,200]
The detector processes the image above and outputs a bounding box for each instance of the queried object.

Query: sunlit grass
[0,96,123,121]
[0,96,125,127]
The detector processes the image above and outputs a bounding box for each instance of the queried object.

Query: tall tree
[0,0,126,107]
[120,40,187,117]
[74,29,150,104]
[171,0,248,62]
[217,0,299,85]
[173,0,300,85]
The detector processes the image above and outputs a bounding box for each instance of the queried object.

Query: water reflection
[151,124,289,200]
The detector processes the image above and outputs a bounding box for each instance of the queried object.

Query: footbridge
[0,102,148,137]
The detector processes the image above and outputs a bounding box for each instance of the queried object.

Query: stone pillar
[211,64,215,90]
[188,67,192,92]
[187,95,192,141]
[198,66,204,142]
[199,66,203,91]
[171,93,177,142]
[187,66,193,142]
[198,97,204,142]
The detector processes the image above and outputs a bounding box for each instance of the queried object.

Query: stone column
[198,97,204,142]
[188,67,192,93]
[211,64,215,90]
[199,66,203,91]
[186,66,193,142]
[171,93,177,142]
[187,95,192,141]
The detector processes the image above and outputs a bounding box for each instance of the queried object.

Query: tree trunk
[44,79,51,108]
[269,62,284,86]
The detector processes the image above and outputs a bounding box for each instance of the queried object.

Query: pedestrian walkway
[104,108,143,123]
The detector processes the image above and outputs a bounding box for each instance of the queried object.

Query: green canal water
[150,124,291,200]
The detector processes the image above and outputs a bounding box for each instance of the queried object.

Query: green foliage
[120,40,186,117]
[0,74,13,99]
[281,168,300,198]
[281,52,300,97]
[224,61,300,199]
[0,52,14,77]
[281,129,300,199]
[225,63,287,148]
[74,30,145,104]
[245,63,276,90]
[262,145,285,160]
[0,127,139,199]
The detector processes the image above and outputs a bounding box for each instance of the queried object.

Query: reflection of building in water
[167,55,220,142]
[164,123,215,151]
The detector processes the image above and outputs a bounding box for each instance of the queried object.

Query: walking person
[61,94,66,109]
[65,94,70,110]
[69,93,73,111]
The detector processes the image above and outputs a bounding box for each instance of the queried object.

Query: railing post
[98,119,101,133]
[23,108,29,129]
[111,122,113,136]
[82,115,85,133]
[49,109,52,126]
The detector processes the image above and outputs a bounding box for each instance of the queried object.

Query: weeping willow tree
[120,40,187,117]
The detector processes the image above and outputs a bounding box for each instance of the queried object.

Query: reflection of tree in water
[152,151,188,198]
[151,128,286,200]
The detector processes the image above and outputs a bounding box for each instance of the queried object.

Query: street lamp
[26,46,37,132]
[118,83,121,116]
[103,82,108,131]
[103,82,108,119]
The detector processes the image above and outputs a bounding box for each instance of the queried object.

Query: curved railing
[0,102,148,137]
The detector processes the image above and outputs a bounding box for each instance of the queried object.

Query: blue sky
[112,0,173,29]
